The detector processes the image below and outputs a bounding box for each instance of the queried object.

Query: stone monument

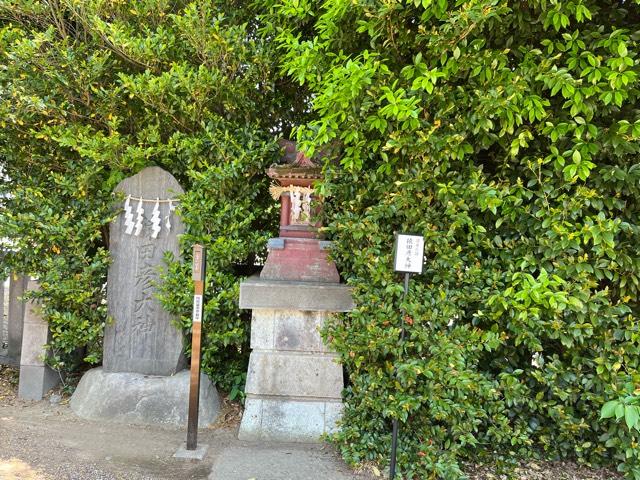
[238,141,353,442]
[102,167,186,375]
[71,166,220,427]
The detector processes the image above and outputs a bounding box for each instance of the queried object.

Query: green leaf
[618,42,628,57]
[625,405,639,430]
[601,401,619,419]
[572,150,581,163]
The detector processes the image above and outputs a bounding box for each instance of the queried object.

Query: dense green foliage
[0,0,300,391]
[3,0,640,478]
[263,0,640,478]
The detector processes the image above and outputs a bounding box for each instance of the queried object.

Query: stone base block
[238,397,342,442]
[173,443,209,460]
[246,351,342,398]
[18,364,60,401]
[70,367,220,427]
[250,309,331,353]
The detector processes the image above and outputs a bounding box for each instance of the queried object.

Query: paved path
[209,443,359,480]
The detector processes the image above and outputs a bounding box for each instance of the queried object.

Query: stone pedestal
[71,368,219,427]
[18,279,60,400]
[238,277,353,442]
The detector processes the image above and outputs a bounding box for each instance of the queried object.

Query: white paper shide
[120,196,179,240]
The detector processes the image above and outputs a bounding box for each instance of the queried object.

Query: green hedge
[0,1,302,392]
[263,0,640,478]
[2,1,640,478]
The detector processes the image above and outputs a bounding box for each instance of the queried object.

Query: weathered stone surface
[103,166,186,376]
[19,365,59,401]
[208,442,356,480]
[18,279,59,400]
[239,276,354,312]
[245,351,343,399]
[239,397,342,442]
[8,273,28,361]
[70,368,220,427]
[239,281,351,442]
[250,309,332,353]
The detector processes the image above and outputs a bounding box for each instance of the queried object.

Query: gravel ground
[0,365,368,480]
[0,365,624,480]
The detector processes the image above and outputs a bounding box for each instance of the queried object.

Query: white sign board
[192,294,203,323]
[394,234,424,274]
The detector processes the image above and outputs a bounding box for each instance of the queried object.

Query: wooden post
[187,244,206,450]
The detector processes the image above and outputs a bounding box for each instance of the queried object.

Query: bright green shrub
[0,1,300,391]
[263,0,640,477]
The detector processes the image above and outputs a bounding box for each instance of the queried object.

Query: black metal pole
[390,272,410,480]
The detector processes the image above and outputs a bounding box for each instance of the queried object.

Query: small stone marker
[103,166,186,376]
[18,279,60,400]
[8,273,28,362]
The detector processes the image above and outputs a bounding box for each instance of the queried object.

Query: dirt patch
[0,458,50,480]
[0,364,19,404]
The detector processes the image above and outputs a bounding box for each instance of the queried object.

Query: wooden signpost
[187,244,206,451]
[389,233,424,480]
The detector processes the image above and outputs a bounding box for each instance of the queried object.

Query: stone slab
[20,313,49,367]
[173,443,209,460]
[18,364,59,401]
[209,444,356,480]
[70,367,220,427]
[8,274,28,361]
[250,309,331,353]
[238,397,342,442]
[239,276,354,312]
[245,351,343,399]
[103,166,186,376]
